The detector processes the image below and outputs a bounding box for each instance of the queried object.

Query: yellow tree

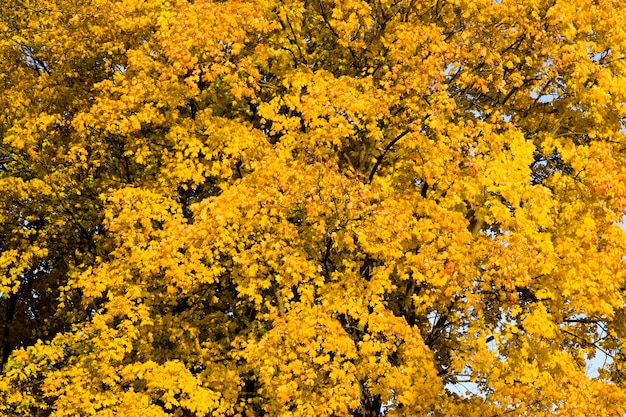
[1,0,626,415]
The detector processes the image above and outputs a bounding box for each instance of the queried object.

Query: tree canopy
[1,0,626,415]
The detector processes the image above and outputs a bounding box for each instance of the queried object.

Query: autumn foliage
[1,0,626,415]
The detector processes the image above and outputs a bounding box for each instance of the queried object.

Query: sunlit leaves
[1,0,626,416]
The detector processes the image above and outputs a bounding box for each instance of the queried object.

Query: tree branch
[368,128,410,182]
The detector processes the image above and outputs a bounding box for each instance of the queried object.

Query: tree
[1,0,626,415]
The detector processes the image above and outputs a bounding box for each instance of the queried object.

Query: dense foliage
[1,0,626,415]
